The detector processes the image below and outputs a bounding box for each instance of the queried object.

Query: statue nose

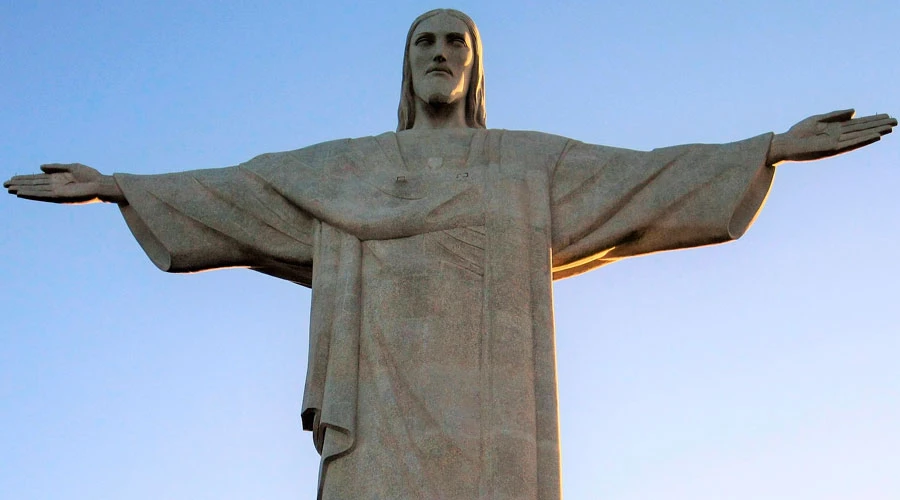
[433,53,446,63]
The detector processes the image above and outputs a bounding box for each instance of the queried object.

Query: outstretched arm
[4,163,126,204]
[768,109,896,165]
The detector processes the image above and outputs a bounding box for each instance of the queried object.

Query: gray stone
[3,8,895,500]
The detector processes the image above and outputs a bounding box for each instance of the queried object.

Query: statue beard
[426,92,452,106]
[411,85,467,122]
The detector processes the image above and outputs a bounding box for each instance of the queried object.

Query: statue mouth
[427,67,453,76]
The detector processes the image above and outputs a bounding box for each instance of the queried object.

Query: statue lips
[427,65,453,76]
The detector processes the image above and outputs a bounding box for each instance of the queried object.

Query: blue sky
[2,1,898,499]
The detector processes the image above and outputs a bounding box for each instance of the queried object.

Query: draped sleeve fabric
[109,129,778,500]
[114,164,318,286]
[550,133,775,279]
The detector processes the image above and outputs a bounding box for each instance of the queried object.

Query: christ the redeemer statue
[4,9,896,500]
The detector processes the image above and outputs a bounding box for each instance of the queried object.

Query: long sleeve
[550,133,775,279]
[115,165,317,286]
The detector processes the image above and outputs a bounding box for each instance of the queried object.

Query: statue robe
[113,129,774,499]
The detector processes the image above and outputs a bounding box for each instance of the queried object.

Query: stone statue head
[397,9,486,131]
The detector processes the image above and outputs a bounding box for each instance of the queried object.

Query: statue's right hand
[4,163,124,204]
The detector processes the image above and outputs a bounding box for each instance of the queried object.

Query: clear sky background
[2,1,898,499]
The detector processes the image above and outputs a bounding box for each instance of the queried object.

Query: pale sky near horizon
[2,1,898,499]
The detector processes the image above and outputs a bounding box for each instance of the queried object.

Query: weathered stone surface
[2,7,895,500]
[113,128,775,499]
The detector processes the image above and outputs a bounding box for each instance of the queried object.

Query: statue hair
[397,9,486,131]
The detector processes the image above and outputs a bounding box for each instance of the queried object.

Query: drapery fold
[113,129,775,499]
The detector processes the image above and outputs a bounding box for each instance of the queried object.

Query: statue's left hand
[768,109,896,165]
[4,163,125,204]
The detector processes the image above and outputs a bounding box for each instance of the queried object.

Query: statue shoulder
[490,130,576,172]
[236,137,365,174]
[498,129,572,152]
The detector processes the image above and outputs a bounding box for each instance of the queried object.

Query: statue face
[409,13,474,107]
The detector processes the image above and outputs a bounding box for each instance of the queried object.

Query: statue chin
[426,93,452,106]
[413,79,465,109]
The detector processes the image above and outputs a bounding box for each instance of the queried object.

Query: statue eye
[415,34,434,46]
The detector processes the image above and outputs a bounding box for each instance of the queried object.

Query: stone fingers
[4,172,79,198]
[841,115,897,134]
[9,184,55,199]
[836,133,881,155]
[6,173,52,182]
[840,125,894,142]
[5,175,51,191]
[6,176,33,192]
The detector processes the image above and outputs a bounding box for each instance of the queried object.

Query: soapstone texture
[4,7,895,500]
[114,129,775,498]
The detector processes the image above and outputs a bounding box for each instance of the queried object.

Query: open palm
[770,109,896,164]
[4,163,107,204]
